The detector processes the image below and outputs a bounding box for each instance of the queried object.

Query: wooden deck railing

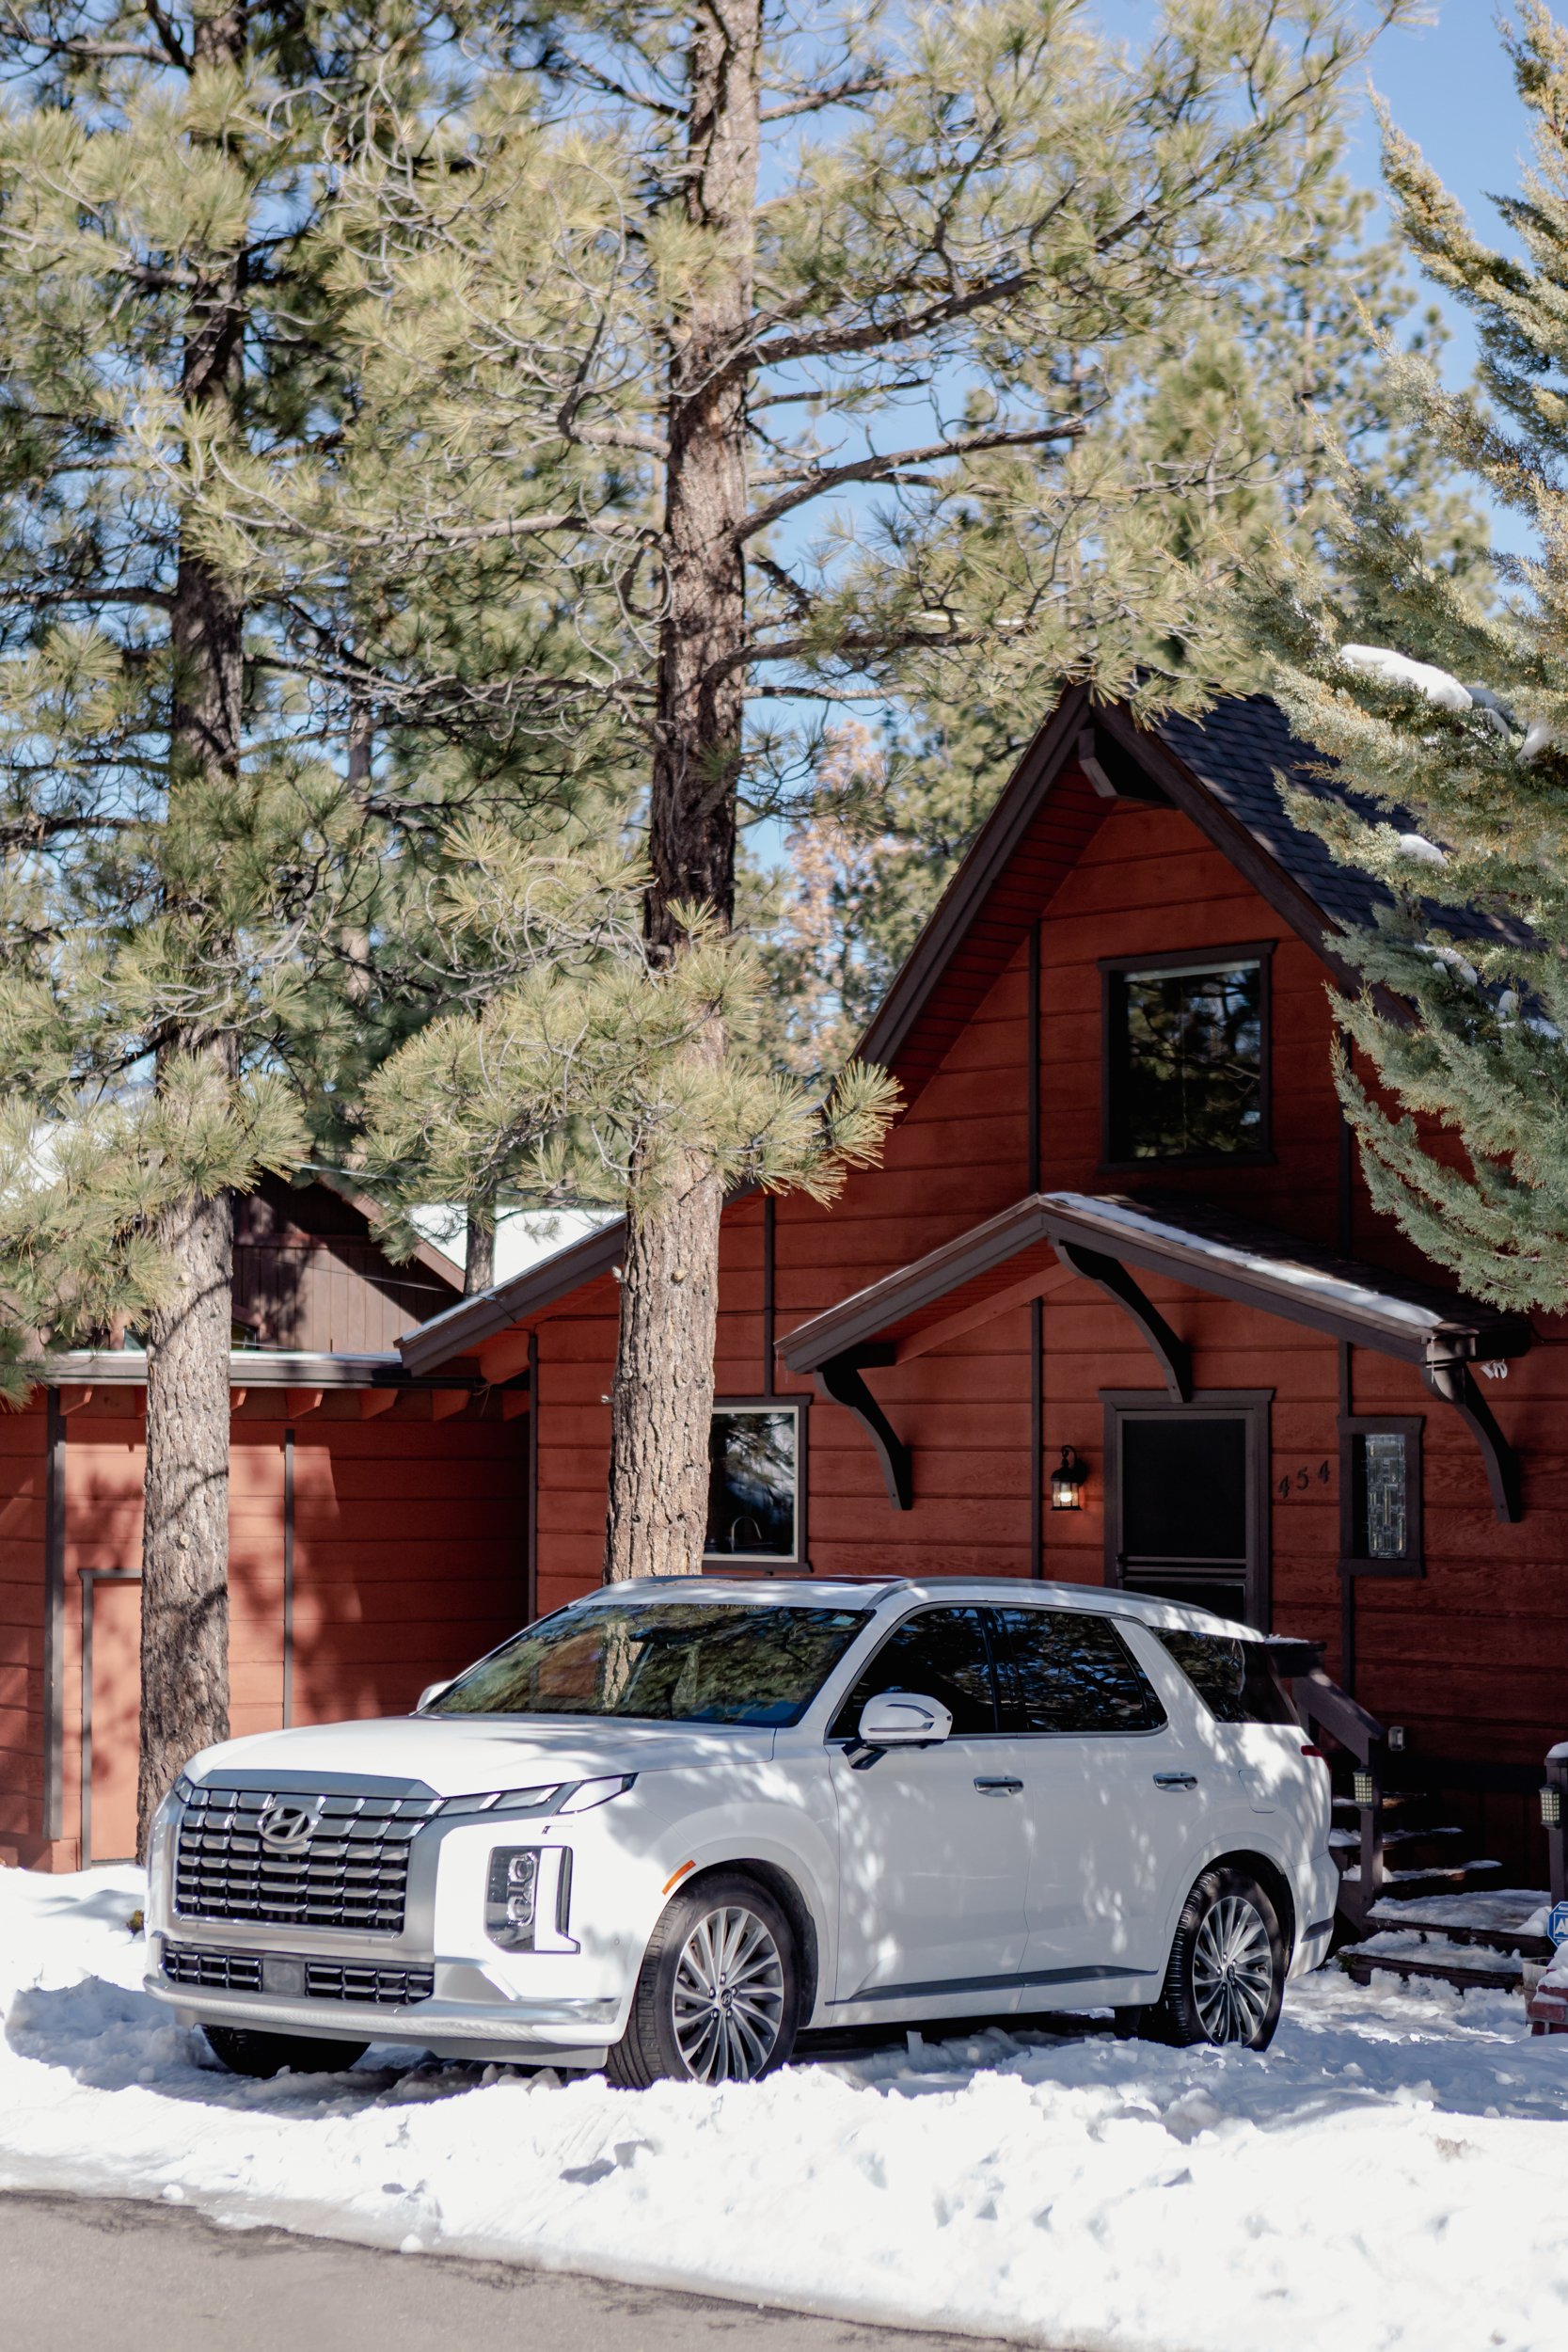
[1292,1666,1390,1931]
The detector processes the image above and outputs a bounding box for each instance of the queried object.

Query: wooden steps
[1338,1889,1552,1995]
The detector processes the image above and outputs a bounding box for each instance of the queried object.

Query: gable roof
[398,1213,624,1375]
[777,1188,1530,1378]
[396,685,1411,1373]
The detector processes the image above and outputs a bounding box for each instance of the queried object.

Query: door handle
[1153,1772,1198,1790]
[974,1776,1023,1795]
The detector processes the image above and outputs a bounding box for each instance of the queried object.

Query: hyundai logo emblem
[258,1802,317,1851]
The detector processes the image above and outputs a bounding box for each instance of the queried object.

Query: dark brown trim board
[399,1219,626,1374]
[42,1389,66,1845]
[526,1329,540,1623]
[282,1427,295,1725]
[855,684,1094,1080]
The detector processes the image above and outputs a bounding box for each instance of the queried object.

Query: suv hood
[186,1713,778,1796]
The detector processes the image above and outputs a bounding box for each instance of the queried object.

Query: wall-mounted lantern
[1050,1444,1087,1512]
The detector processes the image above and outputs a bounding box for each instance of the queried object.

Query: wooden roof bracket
[1424,1350,1521,1523]
[813,1345,912,1512]
[1053,1240,1193,1403]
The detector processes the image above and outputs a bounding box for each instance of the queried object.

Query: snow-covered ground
[4,1867,1567,2352]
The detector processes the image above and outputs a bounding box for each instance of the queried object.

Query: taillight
[1301,1743,1328,1763]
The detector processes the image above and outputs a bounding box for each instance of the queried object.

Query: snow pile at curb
[3,1867,1567,2351]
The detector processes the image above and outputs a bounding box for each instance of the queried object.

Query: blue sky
[1098,3,1531,375]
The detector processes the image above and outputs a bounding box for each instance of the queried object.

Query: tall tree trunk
[464,1186,497,1295]
[136,0,248,1856]
[138,1174,237,1844]
[603,0,760,1583]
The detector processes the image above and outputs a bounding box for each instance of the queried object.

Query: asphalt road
[0,2190,1032,2352]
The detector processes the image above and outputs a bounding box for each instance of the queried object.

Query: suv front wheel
[1136,1866,1287,2050]
[608,1872,800,2088]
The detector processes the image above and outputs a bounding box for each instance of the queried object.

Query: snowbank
[3,1865,1567,2352]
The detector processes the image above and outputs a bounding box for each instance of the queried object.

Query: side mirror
[416,1679,453,1712]
[856,1691,953,1749]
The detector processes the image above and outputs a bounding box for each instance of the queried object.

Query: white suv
[144,1578,1338,2084]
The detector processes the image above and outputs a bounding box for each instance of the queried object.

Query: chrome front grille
[163,1941,435,2005]
[174,1786,441,1936]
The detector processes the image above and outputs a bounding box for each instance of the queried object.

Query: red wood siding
[232,1174,460,1351]
[0,1408,47,1855]
[0,1390,526,1868]
[520,794,1568,1806]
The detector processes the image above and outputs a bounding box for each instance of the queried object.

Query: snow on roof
[1047,1193,1466,1339]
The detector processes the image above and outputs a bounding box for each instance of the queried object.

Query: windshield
[430,1600,872,1727]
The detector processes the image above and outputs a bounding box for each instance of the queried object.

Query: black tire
[203,2024,370,2079]
[1139,1866,1287,2050]
[607,1872,800,2089]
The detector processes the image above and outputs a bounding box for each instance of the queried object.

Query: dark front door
[1107,1397,1269,1629]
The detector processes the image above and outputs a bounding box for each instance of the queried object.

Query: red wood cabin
[3,686,1564,1913]
[396,687,1568,1899]
[0,1174,531,1869]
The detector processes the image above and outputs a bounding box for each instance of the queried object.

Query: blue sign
[1548,1901,1568,1948]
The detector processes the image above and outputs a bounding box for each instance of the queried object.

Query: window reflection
[1111,960,1263,1159]
[706,1407,798,1560]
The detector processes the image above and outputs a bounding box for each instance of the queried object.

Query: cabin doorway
[1102,1392,1271,1630]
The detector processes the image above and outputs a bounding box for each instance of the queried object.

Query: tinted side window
[1156,1630,1298,1726]
[995,1610,1165,1734]
[827,1607,999,1740]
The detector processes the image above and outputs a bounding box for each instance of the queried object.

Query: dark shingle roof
[1153,695,1394,938]
[1153,693,1524,956]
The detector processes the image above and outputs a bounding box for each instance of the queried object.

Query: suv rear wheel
[203,2025,370,2079]
[1137,1866,1287,2050]
[607,1873,800,2088]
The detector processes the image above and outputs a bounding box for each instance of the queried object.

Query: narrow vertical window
[1340,1419,1422,1573]
[705,1404,802,1565]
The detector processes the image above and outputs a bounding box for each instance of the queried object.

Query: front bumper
[144,1935,622,2067]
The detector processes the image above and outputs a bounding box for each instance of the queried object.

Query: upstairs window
[1102,946,1271,1164]
[705,1403,803,1566]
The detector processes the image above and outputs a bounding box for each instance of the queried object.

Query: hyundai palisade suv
[143,1577,1338,2084]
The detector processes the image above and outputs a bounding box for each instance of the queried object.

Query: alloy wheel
[1190,1893,1275,2044]
[670,1903,786,2082]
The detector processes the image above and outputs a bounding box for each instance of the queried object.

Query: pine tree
[765,165,1492,1075]
[0,4,519,1846]
[1237,3,1568,1314]
[195,0,1419,1580]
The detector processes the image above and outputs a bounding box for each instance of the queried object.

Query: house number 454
[1277,1462,1331,1501]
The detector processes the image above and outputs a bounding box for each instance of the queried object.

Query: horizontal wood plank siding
[0,1392,526,1867]
[516,796,1568,1804]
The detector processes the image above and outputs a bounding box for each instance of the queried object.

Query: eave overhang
[779,1191,1531,1522]
[33,1348,482,1391]
[397,1218,626,1375]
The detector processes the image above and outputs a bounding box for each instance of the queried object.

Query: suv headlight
[437,1775,634,1819]
[485,1845,578,1955]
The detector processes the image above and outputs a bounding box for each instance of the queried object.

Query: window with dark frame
[1339,1416,1422,1574]
[705,1403,802,1565]
[1102,947,1270,1164]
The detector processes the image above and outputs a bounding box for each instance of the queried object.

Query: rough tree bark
[464,1187,497,1295]
[602,0,760,1582]
[135,0,248,1855]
